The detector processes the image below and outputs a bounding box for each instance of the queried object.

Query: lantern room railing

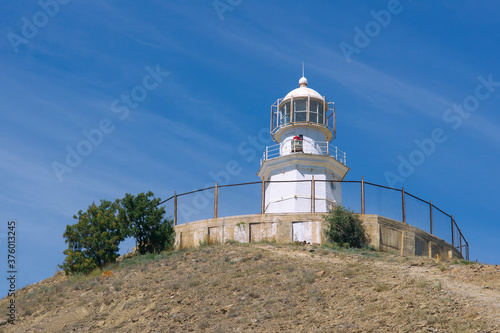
[270,97,336,141]
[260,140,346,166]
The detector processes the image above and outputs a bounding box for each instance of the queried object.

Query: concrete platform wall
[174,213,462,259]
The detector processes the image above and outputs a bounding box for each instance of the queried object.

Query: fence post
[402,187,406,223]
[311,176,315,213]
[261,180,265,214]
[429,200,433,235]
[451,214,454,247]
[214,182,218,219]
[460,230,463,256]
[361,176,365,214]
[174,191,177,226]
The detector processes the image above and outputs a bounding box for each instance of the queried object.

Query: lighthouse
[173,73,467,260]
[258,76,349,213]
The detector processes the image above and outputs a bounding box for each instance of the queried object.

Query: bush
[60,191,175,275]
[59,199,125,275]
[323,205,369,249]
[119,191,175,255]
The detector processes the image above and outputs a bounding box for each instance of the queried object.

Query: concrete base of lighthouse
[174,213,463,259]
[258,153,349,213]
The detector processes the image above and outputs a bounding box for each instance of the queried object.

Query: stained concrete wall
[174,213,462,259]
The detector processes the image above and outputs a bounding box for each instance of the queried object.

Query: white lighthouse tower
[258,75,349,213]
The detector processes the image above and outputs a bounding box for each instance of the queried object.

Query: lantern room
[271,76,336,143]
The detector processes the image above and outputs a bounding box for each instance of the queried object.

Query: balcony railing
[260,140,346,165]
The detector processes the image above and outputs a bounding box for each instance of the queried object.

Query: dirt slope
[1,243,499,332]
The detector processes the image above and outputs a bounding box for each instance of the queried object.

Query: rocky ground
[0,242,499,332]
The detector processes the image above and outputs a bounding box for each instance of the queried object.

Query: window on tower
[280,102,291,125]
[291,134,303,152]
[309,99,324,124]
[277,98,327,129]
[293,99,307,122]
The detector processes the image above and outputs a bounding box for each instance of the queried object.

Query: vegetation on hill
[120,191,175,255]
[323,205,369,248]
[59,192,174,275]
[59,199,125,275]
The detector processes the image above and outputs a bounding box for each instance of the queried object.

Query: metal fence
[159,178,469,260]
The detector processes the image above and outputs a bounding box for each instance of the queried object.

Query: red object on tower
[292,135,303,152]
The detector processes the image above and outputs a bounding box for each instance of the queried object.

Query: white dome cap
[284,76,323,100]
[299,76,308,86]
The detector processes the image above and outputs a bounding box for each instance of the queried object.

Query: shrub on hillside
[323,205,369,248]
[59,199,125,275]
[119,191,175,255]
[60,191,175,275]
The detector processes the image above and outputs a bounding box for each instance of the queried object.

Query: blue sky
[1,1,499,290]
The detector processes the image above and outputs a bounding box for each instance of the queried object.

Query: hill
[1,243,499,332]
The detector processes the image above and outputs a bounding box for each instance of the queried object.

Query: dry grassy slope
[1,243,499,333]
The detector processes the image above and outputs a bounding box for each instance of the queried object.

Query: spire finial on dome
[299,62,308,87]
[299,76,308,87]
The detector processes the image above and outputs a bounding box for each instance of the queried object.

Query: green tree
[119,191,175,255]
[323,205,369,248]
[59,199,125,275]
